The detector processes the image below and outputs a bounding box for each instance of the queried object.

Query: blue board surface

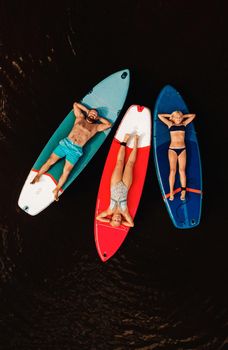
[153,85,202,229]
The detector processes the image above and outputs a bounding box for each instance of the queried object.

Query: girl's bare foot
[123,133,130,143]
[133,134,139,147]
[180,189,186,201]
[169,193,174,201]
[53,188,60,201]
[31,174,41,184]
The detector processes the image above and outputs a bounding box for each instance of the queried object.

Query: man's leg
[31,153,60,184]
[53,160,74,201]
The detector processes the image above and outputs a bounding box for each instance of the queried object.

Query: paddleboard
[153,85,202,229]
[94,105,151,262]
[18,69,130,215]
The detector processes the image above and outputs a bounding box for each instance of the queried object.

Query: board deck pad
[153,85,202,229]
[18,69,130,215]
[95,105,151,262]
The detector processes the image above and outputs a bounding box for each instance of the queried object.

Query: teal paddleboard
[18,69,130,215]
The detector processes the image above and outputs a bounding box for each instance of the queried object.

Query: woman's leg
[31,153,60,184]
[53,160,74,201]
[168,150,178,200]
[122,134,138,189]
[110,134,130,186]
[178,149,187,200]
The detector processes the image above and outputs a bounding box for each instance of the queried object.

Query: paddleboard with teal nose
[18,69,130,215]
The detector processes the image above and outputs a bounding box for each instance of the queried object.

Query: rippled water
[0,1,228,349]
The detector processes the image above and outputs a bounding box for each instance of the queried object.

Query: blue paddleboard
[153,85,202,229]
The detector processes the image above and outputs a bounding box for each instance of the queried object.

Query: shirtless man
[31,102,112,201]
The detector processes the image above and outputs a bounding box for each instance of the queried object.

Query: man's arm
[96,116,112,132]
[73,102,89,118]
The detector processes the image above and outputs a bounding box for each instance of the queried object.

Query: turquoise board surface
[33,69,130,191]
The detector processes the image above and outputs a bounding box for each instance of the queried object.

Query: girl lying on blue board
[96,133,139,227]
[158,111,196,201]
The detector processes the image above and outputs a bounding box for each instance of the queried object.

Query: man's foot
[53,188,60,201]
[180,190,186,201]
[169,193,174,201]
[31,174,41,184]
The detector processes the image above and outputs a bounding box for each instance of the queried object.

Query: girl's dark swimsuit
[169,147,186,156]
[169,124,186,132]
[169,124,186,156]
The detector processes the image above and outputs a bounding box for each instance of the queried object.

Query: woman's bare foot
[53,188,60,201]
[123,133,130,143]
[180,189,186,201]
[31,174,41,184]
[169,193,174,201]
[133,134,139,147]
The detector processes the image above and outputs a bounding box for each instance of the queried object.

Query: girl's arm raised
[158,114,173,127]
[183,114,196,126]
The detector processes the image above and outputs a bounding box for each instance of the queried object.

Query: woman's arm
[158,113,172,118]
[96,210,111,223]
[122,211,134,227]
[158,114,173,127]
[183,114,196,126]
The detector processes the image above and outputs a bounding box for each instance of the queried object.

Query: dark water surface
[0,1,228,349]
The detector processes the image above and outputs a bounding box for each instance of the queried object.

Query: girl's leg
[122,134,138,189]
[53,160,74,201]
[31,153,60,184]
[110,134,130,186]
[178,150,187,200]
[168,150,178,200]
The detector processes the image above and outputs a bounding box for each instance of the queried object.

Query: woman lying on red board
[158,111,196,201]
[96,133,139,227]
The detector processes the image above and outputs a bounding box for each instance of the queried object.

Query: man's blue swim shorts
[53,137,83,166]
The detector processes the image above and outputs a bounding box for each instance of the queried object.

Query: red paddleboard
[94,105,151,262]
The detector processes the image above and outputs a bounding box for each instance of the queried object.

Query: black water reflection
[0,1,228,349]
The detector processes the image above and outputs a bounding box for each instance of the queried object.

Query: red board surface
[95,137,150,262]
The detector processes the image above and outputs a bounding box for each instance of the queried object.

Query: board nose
[137,105,144,112]
[121,71,128,79]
